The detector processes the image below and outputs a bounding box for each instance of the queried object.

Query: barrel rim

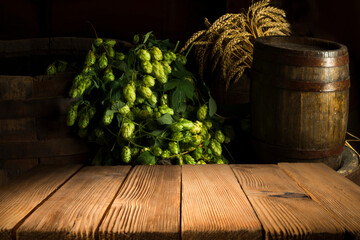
[254,36,348,58]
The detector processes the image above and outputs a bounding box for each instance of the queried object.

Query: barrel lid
[254,36,348,57]
[253,36,349,67]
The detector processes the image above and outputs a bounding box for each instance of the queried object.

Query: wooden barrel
[251,36,350,169]
[0,38,98,184]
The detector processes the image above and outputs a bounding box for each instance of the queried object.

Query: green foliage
[65,32,234,165]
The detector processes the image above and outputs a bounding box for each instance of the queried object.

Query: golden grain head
[182,0,291,90]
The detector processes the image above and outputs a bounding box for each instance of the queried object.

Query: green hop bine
[119,105,130,115]
[170,122,183,132]
[123,83,136,103]
[103,112,114,126]
[104,39,116,48]
[142,75,155,87]
[94,127,105,138]
[93,38,103,47]
[139,86,153,99]
[138,49,151,61]
[121,120,135,139]
[85,50,96,66]
[57,61,67,73]
[121,146,132,163]
[131,147,140,158]
[171,131,183,141]
[141,60,153,74]
[103,69,115,82]
[46,64,56,75]
[160,94,168,105]
[161,150,171,159]
[163,51,177,64]
[159,104,174,115]
[190,121,202,134]
[115,52,125,61]
[162,61,172,75]
[105,46,115,58]
[78,113,90,129]
[152,61,166,81]
[209,139,222,157]
[215,130,225,144]
[152,146,162,157]
[179,118,194,131]
[193,147,202,160]
[66,104,78,126]
[184,154,196,165]
[168,142,180,154]
[98,53,108,69]
[150,46,163,61]
[197,104,208,121]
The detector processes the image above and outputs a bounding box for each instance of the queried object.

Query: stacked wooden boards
[0,163,359,240]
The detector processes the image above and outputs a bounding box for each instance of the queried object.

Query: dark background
[1,0,359,134]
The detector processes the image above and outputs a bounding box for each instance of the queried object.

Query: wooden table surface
[0,163,359,240]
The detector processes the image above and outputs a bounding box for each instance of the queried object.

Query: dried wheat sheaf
[181,0,291,90]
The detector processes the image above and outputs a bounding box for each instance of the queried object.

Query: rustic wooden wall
[0,0,226,44]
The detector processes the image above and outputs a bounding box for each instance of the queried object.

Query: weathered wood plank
[0,98,72,119]
[0,118,37,142]
[278,162,360,238]
[36,116,73,139]
[0,76,33,100]
[39,153,90,165]
[0,164,82,240]
[231,164,345,240]
[17,165,131,240]
[98,165,181,240]
[181,164,262,240]
[0,138,90,159]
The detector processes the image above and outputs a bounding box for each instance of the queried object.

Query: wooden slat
[231,164,345,239]
[98,165,181,240]
[279,162,360,238]
[33,74,73,99]
[39,153,90,165]
[181,164,262,240]
[0,118,37,142]
[0,164,82,240]
[0,138,90,159]
[0,169,8,186]
[36,116,73,140]
[17,165,131,240]
[0,76,33,100]
[0,98,72,119]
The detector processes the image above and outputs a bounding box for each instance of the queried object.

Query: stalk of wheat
[181,0,291,90]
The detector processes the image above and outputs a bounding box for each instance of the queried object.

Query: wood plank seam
[11,165,84,240]
[94,165,134,239]
[277,163,348,234]
[230,166,266,239]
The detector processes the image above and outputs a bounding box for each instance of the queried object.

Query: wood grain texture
[231,164,345,240]
[279,162,360,238]
[0,164,82,240]
[0,98,72,119]
[39,153,90,165]
[17,165,131,240]
[0,76,33,100]
[0,138,90,159]
[181,164,262,240]
[0,118,37,142]
[98,165,181,240]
